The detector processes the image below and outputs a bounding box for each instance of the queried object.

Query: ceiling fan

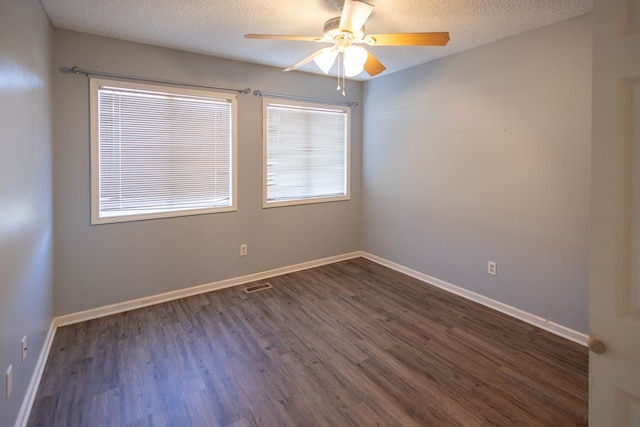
[245,0,449,87]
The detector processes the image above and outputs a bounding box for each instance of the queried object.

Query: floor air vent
[243,282,273,294]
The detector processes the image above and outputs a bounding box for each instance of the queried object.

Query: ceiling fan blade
[283,49,326,72]
[363,51,386,77]
[367,32,450,46]
[245,34,324,42]
[339,0,374,35]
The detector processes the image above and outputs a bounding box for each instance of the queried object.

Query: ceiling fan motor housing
[323,16,364,40]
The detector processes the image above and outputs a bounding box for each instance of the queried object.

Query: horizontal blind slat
[265,103,348,203]
[95,80,235,220]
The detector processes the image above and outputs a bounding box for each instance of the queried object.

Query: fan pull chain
[336,52,346,96]
[336,53,341,91]
[342,52,347,96]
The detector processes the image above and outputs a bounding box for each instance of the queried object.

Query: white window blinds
[90,78,237,224]
[264,99,350,207]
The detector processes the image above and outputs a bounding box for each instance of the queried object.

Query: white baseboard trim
[55,249,587,342]
[15,320,57,427]
[15,252,359,426]
[55,251,362,327]
[361,252,588,346]
[18,251,585,425]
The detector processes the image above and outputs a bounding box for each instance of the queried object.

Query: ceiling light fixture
[313,47,338,74]
[312,38,368,95]
[343,45,367,77]
[245,0,450,96]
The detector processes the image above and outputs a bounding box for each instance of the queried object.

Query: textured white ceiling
[40,0,593,80]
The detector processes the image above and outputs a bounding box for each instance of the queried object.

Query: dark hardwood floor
[28,258,588,426]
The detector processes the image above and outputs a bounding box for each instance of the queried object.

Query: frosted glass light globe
[344,45,368,77]
[313,48,338,74]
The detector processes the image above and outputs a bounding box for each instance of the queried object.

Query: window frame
[89,77,238,224]
[262,98,351,208]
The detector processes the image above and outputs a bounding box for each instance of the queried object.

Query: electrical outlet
[6,365,12,400]
[21,336,27,363]
[488,261,497,276]
[240,244,248,256]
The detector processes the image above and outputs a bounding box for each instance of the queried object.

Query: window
[90,78,237,224]
[263,98,350,207]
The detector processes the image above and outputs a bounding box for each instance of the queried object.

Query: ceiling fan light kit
[313,48,338,74]
[343,45,368,77]
[245,0,449,91]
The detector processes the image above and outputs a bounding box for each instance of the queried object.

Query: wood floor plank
[28,258,588,426]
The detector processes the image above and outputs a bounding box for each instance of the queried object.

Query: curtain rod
[65,66,251,95]
[252,90,358,107]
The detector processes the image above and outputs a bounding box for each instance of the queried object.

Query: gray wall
[52,15,590,331]
[0,0,53,425]
[362,15,592,333]
[0,9,593,423]
[52,30,363,315]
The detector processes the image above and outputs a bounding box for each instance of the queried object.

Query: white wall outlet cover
[488,261,497,276]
